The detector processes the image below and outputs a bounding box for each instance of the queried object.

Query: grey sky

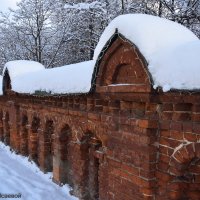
[0,0,19,12]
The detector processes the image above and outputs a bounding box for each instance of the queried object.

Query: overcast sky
[0,0,19,12]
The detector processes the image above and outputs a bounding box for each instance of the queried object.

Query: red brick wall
[0,36,199,200]
[155,95,200,200]
[0,94,159,200]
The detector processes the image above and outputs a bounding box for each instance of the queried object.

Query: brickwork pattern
[0,35,199,200]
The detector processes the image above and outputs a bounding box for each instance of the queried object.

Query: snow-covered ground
[0,142,78,200]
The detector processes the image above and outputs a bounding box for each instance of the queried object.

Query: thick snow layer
[4,14,200,94]
[12,60,95,94]
[94,14,198,61]
[149,41,200,91]
[3,60,45,80]
[94,14,200,91]
[0,76,2,95]
[0,142,77,200]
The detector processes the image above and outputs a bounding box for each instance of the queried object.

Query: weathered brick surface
[0,36,200,200]
[156,100,200,200]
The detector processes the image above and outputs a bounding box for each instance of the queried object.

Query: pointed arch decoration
[91,31,153,94]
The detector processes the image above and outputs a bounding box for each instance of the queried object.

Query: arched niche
[3,69,12,95]
[59,125,72,184]
[43,119,54,172]
[167,143,200,199]
[20,114,29,156]
[80,132,103,200]
[93,33,152,93]
[29,116,40,165]
[3,112,10,145]
[87,137,102,200]
[0,110,3,141]
[53,124,72,186]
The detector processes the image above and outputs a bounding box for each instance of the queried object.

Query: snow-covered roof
[3,60,45,80]
[94,14,200,91]
[11,60,95,94]
[2,14,200,95]
[149,41,200,91]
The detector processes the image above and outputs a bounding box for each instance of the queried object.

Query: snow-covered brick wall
[12,60,95,94]
[94,14,200,92]
[3,14,200,94]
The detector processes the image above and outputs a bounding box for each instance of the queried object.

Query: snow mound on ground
[0,142,77,200]
[94,14,200,91]
[12,60,95,94]
[3,60,45,80]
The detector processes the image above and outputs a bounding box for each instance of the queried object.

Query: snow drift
[0,142,77,200]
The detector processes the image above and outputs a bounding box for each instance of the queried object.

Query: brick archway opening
[53,124,72,186]
[0,111,3,141]
[30,116,40,165]
[81,133,102,200]
[43,120,54,172]
[88,138,102,200]
[3,70,11,95]
[20,115,28,156]
[59,125,72,185]
[168,143,200,200]
[4,112,10,145]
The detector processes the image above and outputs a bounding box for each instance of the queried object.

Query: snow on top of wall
[94,14,198,61]
[3,60,45,80]
[94,14,200,91]
[3,14,200,95]
[12,60,95,94]
[149,40,200,91]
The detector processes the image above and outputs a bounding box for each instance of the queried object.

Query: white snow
[3,14,200,94]
[94,14,200,91]
[12,60,95,94]
[3,60,45,80]
[149,41,200,91]
[0,142,77,200]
